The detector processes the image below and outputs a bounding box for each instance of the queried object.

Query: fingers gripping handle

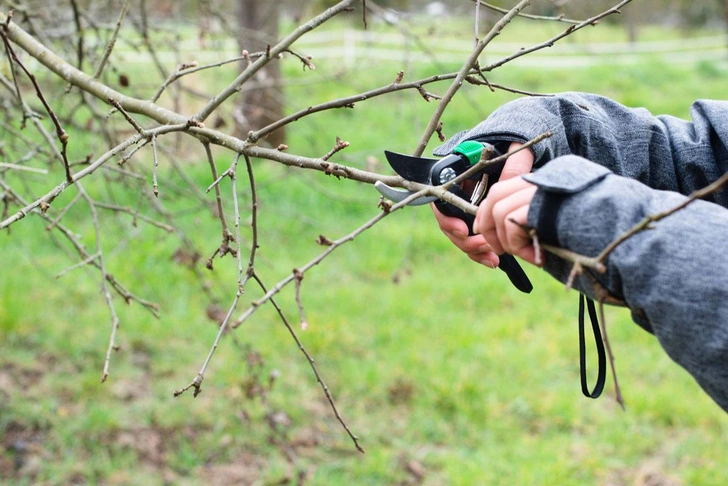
[436,200,533,294]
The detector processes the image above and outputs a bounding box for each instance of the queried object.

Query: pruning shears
[375,140,533,294]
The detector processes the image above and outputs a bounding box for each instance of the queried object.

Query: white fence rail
[168,30,728,69]
[291,30,728,68]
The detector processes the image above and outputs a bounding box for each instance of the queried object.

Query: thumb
[500,142,534,181]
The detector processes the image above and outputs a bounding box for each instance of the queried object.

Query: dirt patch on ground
[0,420,48,481]
[114,427,171,469]
[0,351,343,485]
[605,459,682,486]
[0,360,47,395]
[0,357,57,482]
[196,452,262,486]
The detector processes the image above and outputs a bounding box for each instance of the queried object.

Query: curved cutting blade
[384,150,438,184]
[374,181,436,206]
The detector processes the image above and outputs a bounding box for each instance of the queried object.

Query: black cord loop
[578,293,607,398]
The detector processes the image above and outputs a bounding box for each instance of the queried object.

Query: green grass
[2,17,728,486]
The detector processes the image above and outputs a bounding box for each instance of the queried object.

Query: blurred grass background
[2,10,728,486]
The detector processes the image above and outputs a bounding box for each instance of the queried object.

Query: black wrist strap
[578,293,606,398]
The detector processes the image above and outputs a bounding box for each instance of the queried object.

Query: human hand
[432,207,499,268]
[433,142,535,269]
[472,176,542,267]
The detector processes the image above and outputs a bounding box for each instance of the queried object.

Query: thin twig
[93,0,131,79]
[69,0,85,70]
[193,0,359,123]
[293,269,308,330]
[475,0,481,44]
[230,155,245,292]
[108,98,146,136]
[151,135,159,197]
[464,76,551,97]
[599,300,625,410]
[94,201,174,232]
[241,153,259,288]
[173,290,241,397]
[206,168,233,194]
[150,48,313,104]
[55,252,100,278]
[0,162,47,174]
[481,0,632,72]
[564,261,582,291]
[203,142,235,268]
[414,0,532,156]
[321,136,350,162]
[0,26,73,182]
[595,169,728,263]
[1,123,190,230]
[76,185,121,382]
[174,154,245,398]
[545,245,605,274]
[118,138,153,167]
[0,188,161,317]
[475,0,581,24]
[45,193,82,231]
[149,59,226,105]
[252,272,364,453]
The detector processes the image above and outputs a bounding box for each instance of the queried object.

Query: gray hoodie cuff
[524,156,612,246]
[522,156,624,304]
[523,155,611,193]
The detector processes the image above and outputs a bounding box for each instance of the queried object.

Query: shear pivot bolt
[439,167,457,184]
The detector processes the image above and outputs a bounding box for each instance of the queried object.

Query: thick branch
[0,11,186,126]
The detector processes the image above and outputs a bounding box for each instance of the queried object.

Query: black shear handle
[435,200,533,294]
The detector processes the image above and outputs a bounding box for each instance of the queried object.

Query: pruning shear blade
[376,140,533,294]
[373,181,436,206]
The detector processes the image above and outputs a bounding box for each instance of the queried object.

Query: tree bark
[236,0,285,147]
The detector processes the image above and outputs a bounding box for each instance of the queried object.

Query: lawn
[2,12,728,486]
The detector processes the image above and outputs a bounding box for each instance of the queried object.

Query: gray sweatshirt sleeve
[524,156,728,412]
[433,93,728,411]
[434,92,728,205]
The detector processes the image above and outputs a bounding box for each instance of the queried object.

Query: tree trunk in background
[236,0,285,147]
[625,13,638,43]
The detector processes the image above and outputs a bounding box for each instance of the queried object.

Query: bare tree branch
[92,0,131,79]
[0,0,654,451]
[0,123,190,229]
[193,0,360,123]
[482,0,632,72]
[414,0,532,156]
[1,24,73,182]
[474,0,582,24]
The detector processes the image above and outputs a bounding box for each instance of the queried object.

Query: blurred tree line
[307,0,728,32]
[18,1,726,31]
[8,0,725,147]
